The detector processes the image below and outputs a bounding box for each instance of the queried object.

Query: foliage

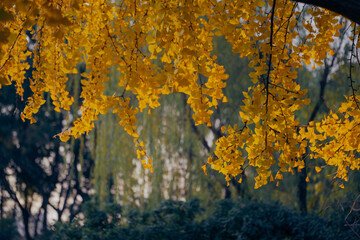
[47,198,360,240]
[0,53,93,239]
[50,199,203,240]
[1,1,360,188]
[0,218,20,240]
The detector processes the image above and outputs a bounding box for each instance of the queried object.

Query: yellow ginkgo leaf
[201,165,207,175]
[328,49,336,56]
[0,77,11,86]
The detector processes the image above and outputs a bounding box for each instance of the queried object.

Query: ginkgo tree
[1,0,360,189]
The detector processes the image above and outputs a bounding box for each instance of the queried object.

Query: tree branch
[293,0,360,24]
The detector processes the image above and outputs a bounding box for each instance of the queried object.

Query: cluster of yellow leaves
[1,0,359,185]
[0,0,228,171]
[206,124,249,186]
[300,98,360,187]
[203,0,356,188]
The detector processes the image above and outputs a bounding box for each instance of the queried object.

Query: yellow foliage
[0,0,358,188]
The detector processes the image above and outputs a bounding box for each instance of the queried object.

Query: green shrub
[48,199,360,240]
[0,217,20,240]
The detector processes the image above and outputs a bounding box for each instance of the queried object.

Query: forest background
[1,0,360,239]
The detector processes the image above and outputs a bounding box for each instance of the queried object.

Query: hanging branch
[349,23,360,109]
[265,0,276,114]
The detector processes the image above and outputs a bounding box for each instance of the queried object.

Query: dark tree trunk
[0,187,3,219]
[297,37,339,214]
[298,165,307,215]
[42,198,48,232]
[22,208,32,240]
[298,62,330,215]
[294,0,360,24]
[224,187,232,199]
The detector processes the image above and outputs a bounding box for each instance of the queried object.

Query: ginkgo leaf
[59,133,70,142]
[328,49,336,56]
[221,126,226,133]
[148,44,157,54]
[270,174,274,182]
[201,165,207,175]
[0,77,11,86]
[303,58,311,65]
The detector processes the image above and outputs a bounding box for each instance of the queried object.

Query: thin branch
[0,6,32,72]
[265,0,276,114]
[349,23,360,109]
[0,27,24,72]
[345,194,360,239]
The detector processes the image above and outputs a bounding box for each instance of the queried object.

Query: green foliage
[48,198,360,240]
[204,200,326,239]
[128,199,204,239]
[50,202,125,240]
[0,218,20,240]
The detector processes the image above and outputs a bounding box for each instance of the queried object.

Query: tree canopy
[1,0,360,189]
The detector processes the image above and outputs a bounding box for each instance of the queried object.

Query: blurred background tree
[0,48,93,240]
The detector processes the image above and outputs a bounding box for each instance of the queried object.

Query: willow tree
[1,0,360,189]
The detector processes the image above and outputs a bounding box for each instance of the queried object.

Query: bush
[48,199,360,240]
[0,217,20,240]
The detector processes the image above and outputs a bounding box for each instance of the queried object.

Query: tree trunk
[294,0,360,24]
[298,165,307,215]
[298,62,330,215]
[0,187,3,219]
[224,187,232,199]
[22,208,33,240]
[42,199,48,233]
